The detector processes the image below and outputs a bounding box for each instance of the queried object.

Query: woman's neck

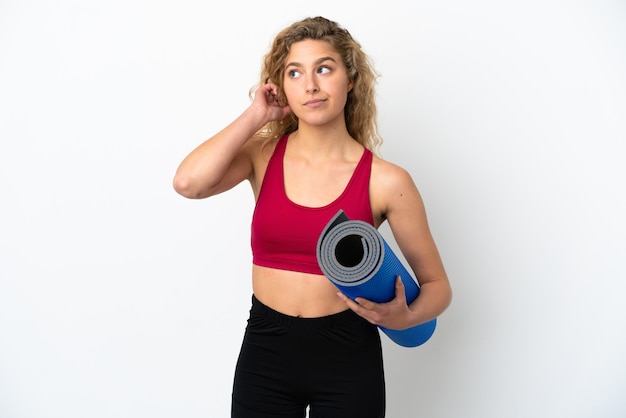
[287,128,362,163]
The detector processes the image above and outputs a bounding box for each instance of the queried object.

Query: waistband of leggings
[250,294,365,331]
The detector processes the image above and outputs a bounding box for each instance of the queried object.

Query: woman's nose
[306,78,319,93]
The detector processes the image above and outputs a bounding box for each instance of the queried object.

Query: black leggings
[232,295,386,418]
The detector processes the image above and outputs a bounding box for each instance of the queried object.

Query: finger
[266,88,285,107]
[395,276,406,300]
[337,292,362,311]
[337,292,375,313]
[353,296,377,310]
[338,293,383,325]
[336,291,350,304]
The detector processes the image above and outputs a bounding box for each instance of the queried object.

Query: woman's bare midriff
[252,264,349,317]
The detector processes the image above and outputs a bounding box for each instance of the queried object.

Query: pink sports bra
[251,134,374,275]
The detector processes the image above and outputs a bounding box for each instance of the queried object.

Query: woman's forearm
[173,106,267,198]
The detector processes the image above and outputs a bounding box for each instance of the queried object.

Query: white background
[1,1,625,417]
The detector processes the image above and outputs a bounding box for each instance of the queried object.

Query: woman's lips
[304,99,326,108]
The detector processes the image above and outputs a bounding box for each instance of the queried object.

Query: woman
[173,16,451,418]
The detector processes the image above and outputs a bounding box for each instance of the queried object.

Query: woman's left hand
[337,277,416,330]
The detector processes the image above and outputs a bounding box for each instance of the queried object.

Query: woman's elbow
[173,174,204,199]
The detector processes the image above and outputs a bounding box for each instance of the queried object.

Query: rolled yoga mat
[316,210,437,347]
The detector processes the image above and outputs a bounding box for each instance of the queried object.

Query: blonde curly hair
[252,16,382,154]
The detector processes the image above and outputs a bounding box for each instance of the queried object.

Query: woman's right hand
[251,83,292,123]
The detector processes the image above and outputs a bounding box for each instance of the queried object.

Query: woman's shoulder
[371,155,415,189]
[370,155,423,220]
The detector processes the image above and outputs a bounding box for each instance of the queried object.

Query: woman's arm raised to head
[173,83,291,199]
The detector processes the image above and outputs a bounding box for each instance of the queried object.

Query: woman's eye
[318,66,331,74]
[288,69,301,78]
